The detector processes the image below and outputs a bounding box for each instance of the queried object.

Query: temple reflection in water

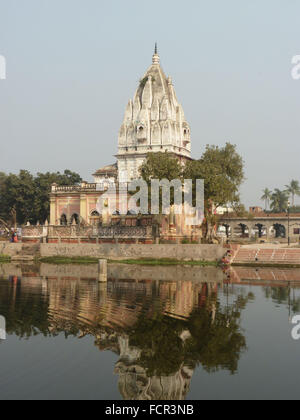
[2,263,300,400]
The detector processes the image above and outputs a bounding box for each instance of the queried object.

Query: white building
[116,45,192,183]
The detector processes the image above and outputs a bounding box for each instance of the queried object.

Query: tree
[139,146,245,243]
[58,170,82,186]
[261,188,272,211]
[33,170,82,224]
[184,143,245,241]
[3,170,36,225]
[0,169,82,225]
[0,172,7,220]
[139,152,183,182]
[139,152,183,210]
[285,180,300,207]
[270,189,289,213]
[288,205,300,214]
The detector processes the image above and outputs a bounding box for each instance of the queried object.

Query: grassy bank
[39,256,219,267]
[0,254,11,263]
[109,258,219,266]
[38,256,99,265]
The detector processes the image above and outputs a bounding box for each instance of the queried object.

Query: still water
[0,262,300,400]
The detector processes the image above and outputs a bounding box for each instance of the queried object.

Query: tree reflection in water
[0,273,252,400]
[264,284,300,315]
[127,295,248,378]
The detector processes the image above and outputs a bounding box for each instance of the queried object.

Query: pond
[0,263,300,400]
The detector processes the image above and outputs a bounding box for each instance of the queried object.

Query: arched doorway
[273,224,286,238]
[90,210,100,226]
[217,224,231,239]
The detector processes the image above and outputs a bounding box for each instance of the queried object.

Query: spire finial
[152,42,160,65]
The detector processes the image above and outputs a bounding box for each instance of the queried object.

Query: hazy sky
[0,0,300,207]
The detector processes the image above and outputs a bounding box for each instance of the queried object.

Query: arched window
[60,214,67,226]
[127,209,137,215]
[70,214,79,225]
[90,210,101,227]
[91,210,100,217]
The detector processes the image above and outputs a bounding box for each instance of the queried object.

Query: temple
[49,46,195,238]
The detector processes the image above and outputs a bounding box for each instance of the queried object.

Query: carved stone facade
[22,217,157,244]
[117,45,192,183]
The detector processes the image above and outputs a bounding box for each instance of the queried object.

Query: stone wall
[40,243,225,261]
[0,243,23,257]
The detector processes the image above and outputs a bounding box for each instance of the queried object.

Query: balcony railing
[52,183,97,193]
[52,182,133,193]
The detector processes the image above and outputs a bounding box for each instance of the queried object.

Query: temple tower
[117,45,192,183]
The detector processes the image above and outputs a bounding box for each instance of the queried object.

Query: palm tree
[261,188,272,211]
[285,180,300,207]
[270,189,289,213]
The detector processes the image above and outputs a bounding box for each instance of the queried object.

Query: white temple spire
[117,47,191,183]
[152,42,160,65]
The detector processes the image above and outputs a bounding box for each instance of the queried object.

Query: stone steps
[233,248,300,264]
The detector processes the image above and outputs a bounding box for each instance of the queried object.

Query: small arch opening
[91,210,100,217]
[273,224,286,238]
[70,214,79,225]
[60,214,68,226]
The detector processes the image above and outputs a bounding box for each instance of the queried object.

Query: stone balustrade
[51,183,97,193]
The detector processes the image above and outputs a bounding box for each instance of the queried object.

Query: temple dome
[93,163,118,183]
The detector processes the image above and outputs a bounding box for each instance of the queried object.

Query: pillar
[80,194,87,223]
[50,196,56,226]
[247,224,255,239]
[98,259,108,283]
[265,223,271,241]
